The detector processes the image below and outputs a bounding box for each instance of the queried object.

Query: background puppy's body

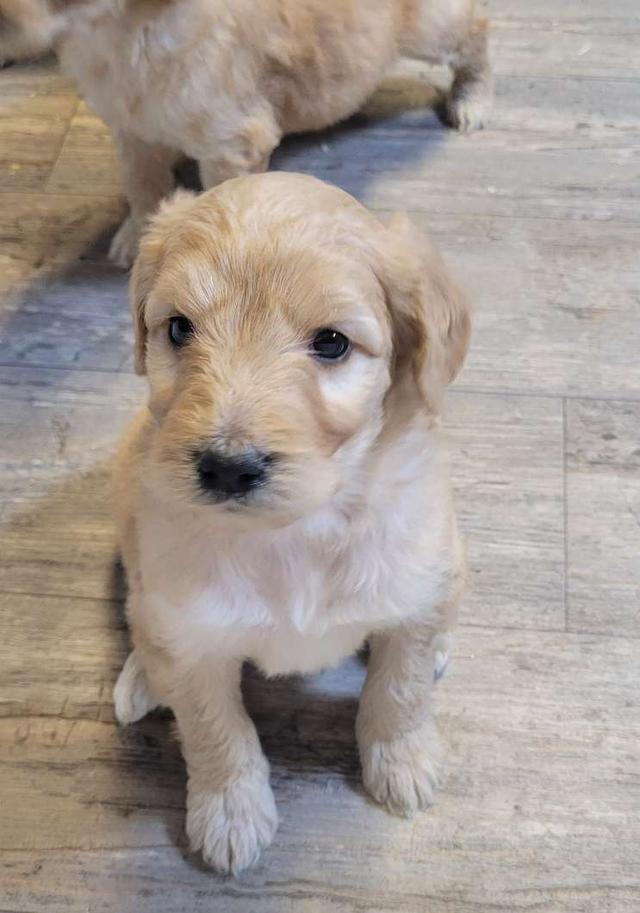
[0,0,492,264]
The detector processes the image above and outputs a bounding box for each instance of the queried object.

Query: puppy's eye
[311,328,350,361]
[168,316,194,348]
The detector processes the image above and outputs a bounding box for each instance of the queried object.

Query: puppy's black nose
[196,449,270,498]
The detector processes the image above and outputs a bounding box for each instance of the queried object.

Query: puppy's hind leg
[113,649,159,725]
[399,0,493,132]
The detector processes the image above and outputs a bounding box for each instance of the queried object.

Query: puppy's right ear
[129,191,197,375]
[372,212,471,414]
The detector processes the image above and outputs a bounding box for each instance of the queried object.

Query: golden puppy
[111,172,470,874]
[0,0,492,266]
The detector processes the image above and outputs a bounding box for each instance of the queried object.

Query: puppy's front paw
[446,85,492,133]
[186,768,278,874]
[113,650,158,725]
[360,723,444,818]
[108,215,141,268]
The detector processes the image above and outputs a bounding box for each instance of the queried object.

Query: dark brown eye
[311,328,350,360]
[168,316,194,348]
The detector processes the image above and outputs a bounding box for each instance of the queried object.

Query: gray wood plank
[0,370,139,598]
[274,126,640,225]
[446,392,565,630]
[0,365,144,406]
[566,399,640,635]
[421,214,640,401]
[0,591,127,720]
[1,628,638,911]
[0,262,132,371]
[489,0,640,24]
[491,23,640,79]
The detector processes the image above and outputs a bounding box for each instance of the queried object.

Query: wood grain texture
[426,214,640,401]
[566,399,640,635]
[0,62,77,192]
[0,263,131,371]
[446,392,564,630]
[46,102,121,197]
[274,122,640,224]
[491,26,640,79]
[0,193,125,314]
[1,630,638,911]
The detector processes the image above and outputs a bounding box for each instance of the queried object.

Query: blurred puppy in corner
[111,171,471,874]
[0,0,493,266]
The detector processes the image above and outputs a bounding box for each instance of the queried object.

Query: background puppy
[111,171,471,874]
[0,0,492,266]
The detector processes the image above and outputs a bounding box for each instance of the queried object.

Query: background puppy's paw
[186,769,278,875]
[433,631,452,683]
[113,650,158,725]
[108,215,141,269]
[360,723,445,818]
[445,86,492,133]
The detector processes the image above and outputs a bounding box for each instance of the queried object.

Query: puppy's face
[131,175,470,526]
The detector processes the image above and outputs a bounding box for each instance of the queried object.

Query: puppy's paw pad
[446,89,491,133]
[113,651,158,725]
[187,771,278,874]
[360,725,444,818]
[108,216,141,269]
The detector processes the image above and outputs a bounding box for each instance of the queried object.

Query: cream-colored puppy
[111,172,470,874]
[0,0,492,267]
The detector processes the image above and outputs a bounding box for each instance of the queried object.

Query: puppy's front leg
[356,622,449,818]
[109,133,177,268]
[149,650,278,874]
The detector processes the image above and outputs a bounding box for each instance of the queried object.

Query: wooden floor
[1,2,639,910]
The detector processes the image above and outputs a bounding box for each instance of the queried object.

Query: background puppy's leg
[109,133,177,268]
[356,618,454,817]
[140,646,278,875]
[399,0,493,132]
[445,9,493,133]
[198,114,281,190]
[199,152,271,190]
[113,649,159,725]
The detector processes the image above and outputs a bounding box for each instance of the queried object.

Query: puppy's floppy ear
[376,212,471,413]
[129,190,197,375]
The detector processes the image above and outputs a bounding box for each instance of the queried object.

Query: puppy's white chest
[136,494,449,676]
[138,529,365,673]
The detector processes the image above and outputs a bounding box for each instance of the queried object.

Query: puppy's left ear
[129,190,197,374]
[376,213,471,413]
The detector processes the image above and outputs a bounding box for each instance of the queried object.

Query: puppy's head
[131,173,470,525]
[0,0,62,60]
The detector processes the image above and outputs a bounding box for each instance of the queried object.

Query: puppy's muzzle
[195,448,272,500]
